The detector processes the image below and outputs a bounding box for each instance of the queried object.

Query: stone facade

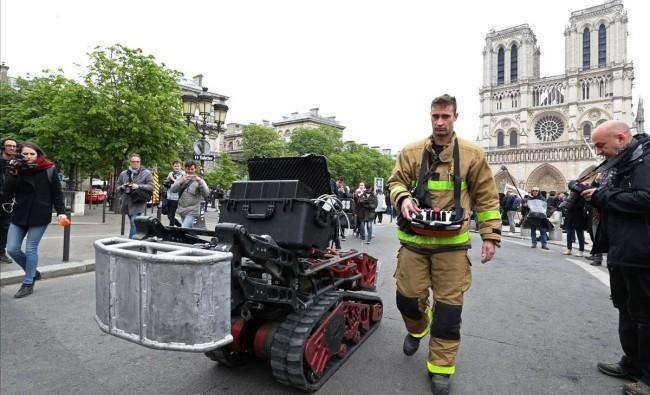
[479,0,640,194]
[272,108,345,141]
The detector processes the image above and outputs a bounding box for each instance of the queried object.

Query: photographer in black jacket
[0,137,18,264]
[581,120,650,395]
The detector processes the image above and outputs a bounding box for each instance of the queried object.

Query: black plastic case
[219,198,335,249]
[247,155,332,198]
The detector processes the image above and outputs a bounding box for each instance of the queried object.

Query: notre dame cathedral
[479,0,644,194]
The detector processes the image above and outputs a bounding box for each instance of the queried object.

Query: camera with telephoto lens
[564,179,597,210]
[7,154,37,175]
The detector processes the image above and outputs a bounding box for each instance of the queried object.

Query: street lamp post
[182,86,229,174]
[181,86,228,229]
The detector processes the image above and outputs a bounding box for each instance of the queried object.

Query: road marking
[500,238,609,288]
[566,258,609,288]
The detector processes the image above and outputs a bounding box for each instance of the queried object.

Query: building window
[582,27,590,71]
[497,48,504,85]
[509,130,518,146]
[510,44,518,82]
[534,115,564,142]
[581,80,590,100]
[598,24,606,67]
[583,123,592,141]
[497,131,504,147]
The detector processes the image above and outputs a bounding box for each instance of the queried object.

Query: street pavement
[0,217,625,395]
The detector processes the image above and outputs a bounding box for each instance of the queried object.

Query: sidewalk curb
[1,259,95,286]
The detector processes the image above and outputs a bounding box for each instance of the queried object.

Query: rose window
[534,115,564,142]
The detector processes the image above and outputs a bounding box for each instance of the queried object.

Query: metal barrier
[94,238,233,352]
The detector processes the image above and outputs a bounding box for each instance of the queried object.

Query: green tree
[1,74,103,190]
[203,153,240,189]
[328,143,394,189]
[242,124,287,159]
[288,126,343,156]
[84,44,191,185]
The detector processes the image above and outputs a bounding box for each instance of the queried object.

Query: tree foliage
[0,44,194,193]
[242,124,287,159]
[327,143,395,190]
[84,44,191,173]
[203,153,240,189]
[287,126,343,156]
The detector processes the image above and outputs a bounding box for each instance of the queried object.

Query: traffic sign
[194,154,215,161]
[193,140,211,155]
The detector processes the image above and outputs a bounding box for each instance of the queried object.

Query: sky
[1,0,648,153]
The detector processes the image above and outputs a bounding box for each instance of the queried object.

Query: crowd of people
[497,184,603,264]
[332,176,392,245]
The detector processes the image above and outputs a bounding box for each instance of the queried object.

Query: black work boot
[597,361,640,380]
[403,334,421,356]
[14,283,34,298]
[430,373,451,395]
[623,381,650,395]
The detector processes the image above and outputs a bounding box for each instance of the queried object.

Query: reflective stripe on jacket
[387,133,501,248]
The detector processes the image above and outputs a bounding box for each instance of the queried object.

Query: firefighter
[388,94,501,395]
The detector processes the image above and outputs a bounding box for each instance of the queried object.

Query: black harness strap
[452,138,463,220]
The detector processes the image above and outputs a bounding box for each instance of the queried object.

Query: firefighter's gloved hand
[400,197,421,220]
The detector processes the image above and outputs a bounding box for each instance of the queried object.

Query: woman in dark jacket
[2,142,66,298]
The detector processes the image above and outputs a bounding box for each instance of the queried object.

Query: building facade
[219,108,346,160]
[272,108,345,141]
[479,0,641,193]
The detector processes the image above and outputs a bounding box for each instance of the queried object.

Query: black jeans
[566,225,585,251]
[609,265,650,384]
[167,200,181,226]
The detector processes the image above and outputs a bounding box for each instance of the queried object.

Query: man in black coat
[582,120,650,395]
[0,138,17,264]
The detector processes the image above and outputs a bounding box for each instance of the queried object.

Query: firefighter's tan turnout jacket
[387,133,501,249]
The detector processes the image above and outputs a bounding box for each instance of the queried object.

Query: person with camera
[2,142,66,298]
[579,121,650,395]
[559,189,588,257]
[170,160,209,229]
[356,184,377,244]
[162,160,184,226]
[388,94,501,395]
[116,153,154,239]
[0,137,18,264]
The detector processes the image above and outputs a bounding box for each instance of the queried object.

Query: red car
[85,188,107,204]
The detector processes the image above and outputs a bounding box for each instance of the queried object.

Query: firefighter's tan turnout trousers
[394,247,472,375]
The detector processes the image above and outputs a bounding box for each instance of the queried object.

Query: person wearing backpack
[504,191,521,234]
[116,153,154,238]
[1,142,66,298]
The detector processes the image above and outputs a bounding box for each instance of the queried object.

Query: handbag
[130,188,152,204]
[160,199,169,215]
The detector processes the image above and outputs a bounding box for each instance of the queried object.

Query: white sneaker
[562,249,572,255]
[575,251,584,257]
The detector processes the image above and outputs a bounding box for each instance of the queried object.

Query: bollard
[121,213,126,236]
[156,204,161,221]
[102,197,106,224]
[63,210,71,262]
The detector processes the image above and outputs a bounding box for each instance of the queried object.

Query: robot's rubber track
[269,291,382,391]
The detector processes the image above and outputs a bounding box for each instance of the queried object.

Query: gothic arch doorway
[493,169,510,194]
[526,163,567,193]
